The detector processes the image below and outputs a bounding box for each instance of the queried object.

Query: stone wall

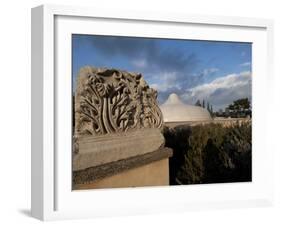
[165,117,251,128]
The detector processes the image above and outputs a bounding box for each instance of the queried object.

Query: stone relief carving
[74,66,163,138]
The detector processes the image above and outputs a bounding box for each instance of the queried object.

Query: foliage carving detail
[75,67,163,137]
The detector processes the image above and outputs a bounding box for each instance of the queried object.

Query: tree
[227,98,251,118]
[233,98,250,110]
[207,102,210,112]
[228,104,235,111]
[195,100,201,107]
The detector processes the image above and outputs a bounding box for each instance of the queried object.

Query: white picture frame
[31,4,274,221]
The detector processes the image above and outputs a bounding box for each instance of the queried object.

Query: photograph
[72,34,252,190]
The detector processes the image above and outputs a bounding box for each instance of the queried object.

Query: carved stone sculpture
[73,67,166,171]
[75,66,163,137]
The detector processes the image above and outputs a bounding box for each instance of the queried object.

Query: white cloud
[131,58,147,68]
[150,71,180,92]
[240,62,251,67]
[150,67,219,93]
[180,71,252,110]
[202,67,219,75]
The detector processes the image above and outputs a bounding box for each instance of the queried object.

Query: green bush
[163,122,252,185]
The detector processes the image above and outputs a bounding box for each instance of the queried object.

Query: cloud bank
[180,71,252,110]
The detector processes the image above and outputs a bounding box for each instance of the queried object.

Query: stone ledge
[73,128,165,171]
[73,147,173,186]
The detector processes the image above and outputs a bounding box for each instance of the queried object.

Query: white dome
[160,93,212,122]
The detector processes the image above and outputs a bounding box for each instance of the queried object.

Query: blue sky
[72,34,252,111]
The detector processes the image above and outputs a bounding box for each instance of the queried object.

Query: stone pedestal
[73,148,172,189]
[73,67,172,190]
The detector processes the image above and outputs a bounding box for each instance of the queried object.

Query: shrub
[163,122,252,185]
